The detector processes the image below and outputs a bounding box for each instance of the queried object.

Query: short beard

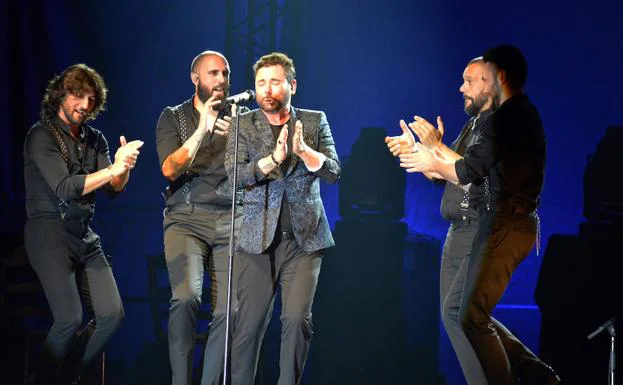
[197,79,229,103]
[61,105,86,125]
[197,85,210,103]
[464,91,490,116]
[259,98,284,114]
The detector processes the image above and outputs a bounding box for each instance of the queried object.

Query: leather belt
[165,202,230,215]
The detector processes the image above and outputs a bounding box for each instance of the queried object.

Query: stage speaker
[583,126,623,221]
[309,219,443,385]
[338,127,405,221]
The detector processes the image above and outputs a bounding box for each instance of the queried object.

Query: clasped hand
[112,136,144,176]
[200,96,236,136]
[272,120,308,163]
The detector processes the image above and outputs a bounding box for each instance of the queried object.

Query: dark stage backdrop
[2,0,622,383]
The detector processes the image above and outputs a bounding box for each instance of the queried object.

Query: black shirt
[455,94,545,211]
[156,98,233,207]
[269,120,293,232]
[440,109,493,221]
[23,117,118,220]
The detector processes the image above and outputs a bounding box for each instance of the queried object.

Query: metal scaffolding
[225,0,286,89]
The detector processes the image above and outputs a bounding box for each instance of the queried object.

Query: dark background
[1,0,622,384]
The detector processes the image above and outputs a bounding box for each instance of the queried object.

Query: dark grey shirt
[23,117,118,220]
[269,120,294,232]
[156,98,234,207]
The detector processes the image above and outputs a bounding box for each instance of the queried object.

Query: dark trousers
[458,212,543,385]
[163,206,241,385]
[440,218,488,384]
[231,237,322,385]
[24,218,124,381]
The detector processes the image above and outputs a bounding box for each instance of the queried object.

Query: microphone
[213,90,255,113]
[225,90,255,104]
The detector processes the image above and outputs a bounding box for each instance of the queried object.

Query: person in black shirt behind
[23,63,143,384]
[398,46,560,384]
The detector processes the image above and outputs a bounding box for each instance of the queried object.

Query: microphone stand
[588,317,616,385]
[223,103,241,385]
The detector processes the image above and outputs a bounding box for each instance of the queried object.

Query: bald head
[190,50,228,74]
[190,50,230,103]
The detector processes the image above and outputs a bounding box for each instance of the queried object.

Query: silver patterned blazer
[225,107,341,254]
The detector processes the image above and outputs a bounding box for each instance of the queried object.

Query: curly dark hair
[253,52,296,85]
[40,63,108,122]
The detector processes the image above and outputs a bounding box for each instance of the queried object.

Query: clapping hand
[112,135,144,175]
[385,119,417,156]
[408,115,444,150]
[272,124,288,164]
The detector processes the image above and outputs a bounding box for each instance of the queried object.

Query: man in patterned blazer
[225,52,340,385]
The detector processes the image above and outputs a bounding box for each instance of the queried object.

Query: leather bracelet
[270,152,282,165]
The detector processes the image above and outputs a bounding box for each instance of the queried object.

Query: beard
[464,90,490,116]
[258,97,283,113]
[197,79,229,103]
[61,104,87,125]
[257,92,291,114]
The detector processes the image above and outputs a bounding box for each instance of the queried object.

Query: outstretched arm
[398,143,468,190]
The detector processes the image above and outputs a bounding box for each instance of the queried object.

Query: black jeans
[459,212,543,385]
[163,205,241,385]
[24,217,124,380]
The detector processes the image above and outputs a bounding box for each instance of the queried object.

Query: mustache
[211,84,229,92]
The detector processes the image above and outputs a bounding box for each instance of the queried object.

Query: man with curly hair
[23,63,143,384]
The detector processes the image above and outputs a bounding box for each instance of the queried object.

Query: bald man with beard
[387,56,495,384]
[156,50,246,385]
[396,46,560,385]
